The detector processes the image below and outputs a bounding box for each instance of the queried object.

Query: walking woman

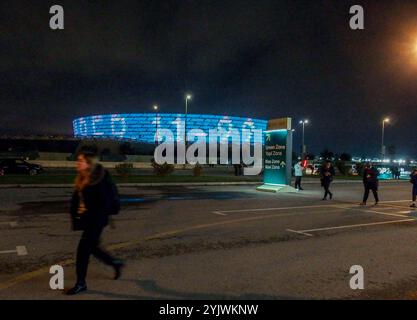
[67,151,124,295]
[319,161,335,200]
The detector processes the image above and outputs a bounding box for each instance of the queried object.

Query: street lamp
[153,105,159,145]
[381,117,390,159]
[184,94,192,145]
[299,119,309,159]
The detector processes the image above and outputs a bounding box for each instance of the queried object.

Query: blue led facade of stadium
[73,113,268,144]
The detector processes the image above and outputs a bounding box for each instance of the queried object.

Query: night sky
[1,0,416,157]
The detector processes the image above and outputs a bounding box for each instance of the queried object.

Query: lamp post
[381,117,390,159]
[153,105,158,145]
[184,94,192,146]
[299,119,309,159]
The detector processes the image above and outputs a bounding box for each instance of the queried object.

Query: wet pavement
[1,181,417,299]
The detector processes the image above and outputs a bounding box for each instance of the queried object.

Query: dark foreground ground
[0,181,416,299]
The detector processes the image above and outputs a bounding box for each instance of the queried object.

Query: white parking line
[16,246,28,256]
[213,211,228,216]
[290,218,416,235]
[213,204,338,216]
[331,205,413,219]
[380,204,413,211]
[214,202,414,217]
[0,246,28,256]
[0,221,18,227]
[286,229,314,237]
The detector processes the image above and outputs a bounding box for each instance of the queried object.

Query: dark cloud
[0,0,416,157]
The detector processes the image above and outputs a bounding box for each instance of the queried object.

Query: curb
[0,179,409,188]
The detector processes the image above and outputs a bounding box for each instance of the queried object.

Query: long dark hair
[74,151,99,192]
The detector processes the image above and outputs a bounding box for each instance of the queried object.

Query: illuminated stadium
[73,113,268,144]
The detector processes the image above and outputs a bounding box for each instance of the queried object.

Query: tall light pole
[153,105,159,145]
[381,117,390,159]
[299,119,309,159]
[184,94,192,146]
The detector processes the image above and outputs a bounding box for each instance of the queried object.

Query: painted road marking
[213,211,228,216]
[331,205,414,219]
[286,229,314,237]
[0,246,27,256]
[378,203,413,210]
[214,202,414,216]
[214,206,344,217]
[16,246,28,256]
[0,222,17,227]
[289,218,416,235]
[213,204,339,215]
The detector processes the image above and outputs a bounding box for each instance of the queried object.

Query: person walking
[294,160,304,190]
[410,169,417,209]
[394,166,401,179]
[360,162,380,206]
[67,151,125,295]
[319,161,335,200]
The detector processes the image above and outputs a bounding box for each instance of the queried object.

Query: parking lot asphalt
[1,180,417,299]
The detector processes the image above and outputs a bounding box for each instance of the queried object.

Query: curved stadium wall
[73,113,268,144]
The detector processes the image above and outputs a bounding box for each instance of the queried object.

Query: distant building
[73,113,268,145]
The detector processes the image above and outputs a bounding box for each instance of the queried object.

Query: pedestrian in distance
[410,169,417,209]
[319,161,335,200]
[294,160,304,190]
[393,166,401,179]
[360,162,380,206]
[67,150,125,295]
[396,167,401,179]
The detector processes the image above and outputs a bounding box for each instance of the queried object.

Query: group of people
[65,150,417,295]
[294,160,417,207]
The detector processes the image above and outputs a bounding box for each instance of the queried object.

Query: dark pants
[322,181,332,199]
[295,176,302,189]
[363,184,379,203]
[413,186,417,202]
[76,225,116,284]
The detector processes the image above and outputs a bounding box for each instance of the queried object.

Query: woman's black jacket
[70,165,115,230]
